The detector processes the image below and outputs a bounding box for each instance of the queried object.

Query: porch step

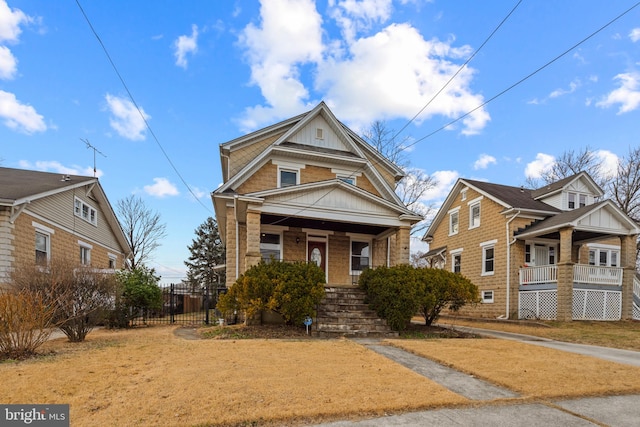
[314,287,398,338]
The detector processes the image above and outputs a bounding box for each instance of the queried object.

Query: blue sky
[1,0,639,283]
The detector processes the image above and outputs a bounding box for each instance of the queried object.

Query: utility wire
[407,0,640,149]
[392,0,523,142]
[75,0,214,214]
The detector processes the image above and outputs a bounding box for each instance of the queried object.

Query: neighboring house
[423,171,640,321]
[0,167,131,286]
[212,102,423,289]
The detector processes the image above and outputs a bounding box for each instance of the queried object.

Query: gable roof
[463,179,561,213]
[0,167,131,256]
[0,167,96,204]
[530,171,604,200]
[215,102,404,204]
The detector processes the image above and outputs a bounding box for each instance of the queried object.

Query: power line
[392,0,524,141]
[406,1,640,149]
[75,0,213,214]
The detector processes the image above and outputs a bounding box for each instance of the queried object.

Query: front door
[308,241,326,278]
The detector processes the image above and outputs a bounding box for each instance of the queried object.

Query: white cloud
[0,90,46,133]
[525,153,555,179]
[596,73,640,114]
[422,170,458,201]
[237,0,324,130]
[237,0,489,136]
[549,79,580,98]
[144,177,179,198]
[473,154,497,170]
[630,28,640,43]
[0,0,30,43]
[18,160,102,177]
[173,24,198,69]
[595,149,619,180]
[105,94,150,140]
[0,44,16,79]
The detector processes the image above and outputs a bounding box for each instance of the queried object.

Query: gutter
[234,195,239,281]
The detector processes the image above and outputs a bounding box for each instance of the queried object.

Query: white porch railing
[573,265,622,286]
[519,264,622,287]
[519,265,557,285]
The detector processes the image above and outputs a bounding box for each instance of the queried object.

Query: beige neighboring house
[0,167,131,286]
[423,171,640,321]
[212,102,423,289]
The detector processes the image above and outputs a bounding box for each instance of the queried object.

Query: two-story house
[0,167,130,286]
[423,172,640,321]
[212,102,423,289]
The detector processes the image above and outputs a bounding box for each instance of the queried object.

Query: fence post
[170,283,175,324]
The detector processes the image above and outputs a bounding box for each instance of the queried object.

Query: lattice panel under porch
[518,290,557,320]
[633,302,640,320]
[572,289,621,321]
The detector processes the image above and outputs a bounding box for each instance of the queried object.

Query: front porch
[518,264,640,321]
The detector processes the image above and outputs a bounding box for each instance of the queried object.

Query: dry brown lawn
[389,338,640,399]
[437,317,640,351]
[2,325,639,426]
[0,326,466,426]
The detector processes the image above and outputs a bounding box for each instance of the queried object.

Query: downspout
[502,210,521,319]
[234,195,239,281]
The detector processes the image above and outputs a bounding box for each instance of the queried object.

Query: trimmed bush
[218,260,325,325]
[359,265,479,330]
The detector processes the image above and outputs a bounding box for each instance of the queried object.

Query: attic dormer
[531,171,604,211]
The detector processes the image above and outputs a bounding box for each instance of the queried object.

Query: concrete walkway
[312,327,640,426]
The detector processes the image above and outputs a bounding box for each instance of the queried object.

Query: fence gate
[136,283,226,326]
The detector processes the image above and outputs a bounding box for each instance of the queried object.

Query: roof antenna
[81,138,106,177]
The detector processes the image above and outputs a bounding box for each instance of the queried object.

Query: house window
[351,241,370,274]
[451,249,462,273]
[79,241,92,266]
[469,202,480,229]
[35,231,49,265]
[568,192,588,210]
[481,290,494,303]
[260,233,281,262]
[525,244,531,264]
[480,240,496,276]
[588,248,620,267]
[449,208,459,235]
[108,254,117,269]
[337,175,355,185]
[74,197,97,226]
[461,189,467,201]
[279,168,298,188]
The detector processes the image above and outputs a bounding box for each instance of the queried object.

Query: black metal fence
[133,283,228,326]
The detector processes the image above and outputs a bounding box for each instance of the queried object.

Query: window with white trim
[74,197,97,226]
[79,241,92,266]
[449,208,459,235]
[351,240,370,274]
[260,233,281,262]
[469,201,480,229]
[337,175,355,185]
[461,189,467,201]
[450,249,462,273]
[108,254,117,269]
[35,231,50,265]
[278,168,298,188]
[481,290,494,303]
[567,192,588,210]
[588,247,619,267]
[480,239,497,276]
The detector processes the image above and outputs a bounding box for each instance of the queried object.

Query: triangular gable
[531,171,604,200]
[251,180,422,226]
[215,102,403,205]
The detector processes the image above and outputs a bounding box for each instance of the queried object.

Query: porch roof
[514,200,640,242]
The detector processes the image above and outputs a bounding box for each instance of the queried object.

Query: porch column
[557,227,574,321]
[619,234,637,320]
[225,203,237,287]
[394,226,411,266]
[245,207,262,270]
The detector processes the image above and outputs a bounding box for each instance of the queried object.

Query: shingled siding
[228,133,283,179]
[0,208,15,286]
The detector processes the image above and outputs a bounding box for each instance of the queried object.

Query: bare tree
[525,146,610,190]
[609,147,640,223]
[116,195,167,270]
[362,120,437,236]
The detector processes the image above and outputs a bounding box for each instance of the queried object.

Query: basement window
[481,290,494,303]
